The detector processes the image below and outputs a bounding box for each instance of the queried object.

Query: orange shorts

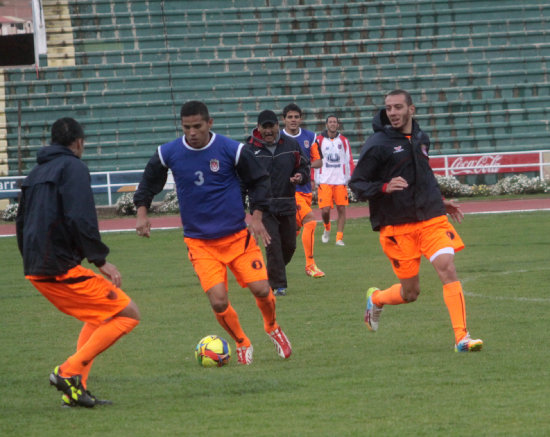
[27,265,131,325]
[185,228,268,292]
[317,184,349,209]
[379,215,465,279]
[295,191,313,228]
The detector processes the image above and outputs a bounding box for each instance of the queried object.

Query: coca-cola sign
[430,152,543,176]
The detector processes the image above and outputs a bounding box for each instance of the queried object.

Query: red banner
[430,152,543,176]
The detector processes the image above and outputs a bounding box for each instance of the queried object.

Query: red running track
[2,197,550,237]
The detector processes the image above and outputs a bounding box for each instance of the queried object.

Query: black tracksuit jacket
[16,145,108,276]
[244,129,310,216]
[349,109,446,231]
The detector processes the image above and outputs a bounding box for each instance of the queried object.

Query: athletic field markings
[462,267,550,303]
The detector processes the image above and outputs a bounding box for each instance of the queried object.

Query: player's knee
[402,287,420,302]
[302,212,315,224]
[248,280,270,298]
[117,300,141,321]
[211,300,228,313]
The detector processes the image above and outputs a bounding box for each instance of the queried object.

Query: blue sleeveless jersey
[283,128,315,194]
[158,133,247,239]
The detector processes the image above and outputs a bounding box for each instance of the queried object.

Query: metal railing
[1,150,548,205]
[0,169,175,206]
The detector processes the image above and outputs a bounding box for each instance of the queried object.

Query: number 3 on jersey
[194,170,204,186]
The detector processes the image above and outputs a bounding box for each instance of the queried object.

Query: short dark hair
[51,117,84,147]
[180,101,210,120]
[385,89,413,106]
[325,114,339,124]
[282,103,302,118]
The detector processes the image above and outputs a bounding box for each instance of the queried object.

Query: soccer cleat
[268,327,292,359]
[321,229,330,243]
[455,334,483,352]
[273,287,287,296]
[236,345,254,365]
[364,287,383,332]
[62,390,113,407]
[335,239,345,246]
[61,393,74,408]
[49,366,95,408]
[86,390,113,405]
[305,264,325,278]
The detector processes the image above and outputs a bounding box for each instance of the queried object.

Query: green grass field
[1,212,549,436]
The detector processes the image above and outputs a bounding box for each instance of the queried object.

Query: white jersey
[315,132,355,185]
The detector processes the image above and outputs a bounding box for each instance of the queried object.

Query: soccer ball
[195,335,231,367]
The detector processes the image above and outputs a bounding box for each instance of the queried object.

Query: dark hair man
[349,90,483,353]
[16,117,141,407]
[134,101,292,364]
[243,109,311,296]
[282,103,325,278]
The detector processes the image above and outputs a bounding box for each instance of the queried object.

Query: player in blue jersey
[133,101,292,364]
[282,103,325,278]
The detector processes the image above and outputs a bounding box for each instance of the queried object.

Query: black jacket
[349,110,445,231]
[16,145,109,276]
[244,129,310,216]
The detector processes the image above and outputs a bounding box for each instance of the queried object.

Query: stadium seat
[2,0,549,175]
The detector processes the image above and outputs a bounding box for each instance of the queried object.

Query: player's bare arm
[136,205,152,238]
[443,198,464,224]
[249,209,271,247]
[99,262,122,287]
[311,159,322,169]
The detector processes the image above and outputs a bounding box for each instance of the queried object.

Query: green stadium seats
[2,0,549,176]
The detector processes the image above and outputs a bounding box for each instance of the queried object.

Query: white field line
[462,267,550,303]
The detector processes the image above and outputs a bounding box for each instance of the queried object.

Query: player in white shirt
[314,115,355,246]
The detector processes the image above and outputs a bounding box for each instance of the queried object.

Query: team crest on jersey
[210,159,220,172]
[304,140,310,149]
[393,145,404,153]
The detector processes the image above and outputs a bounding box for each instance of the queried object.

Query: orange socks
[371,281,468,343]
[324,222,331,231]
[371,283,406,306]
[214,304,250,347]
[336,231,344,242]
[60,316,139,378]
[255,291,279,333]
[75,322,98,388]
[302,220,317,266]
[443,281,468,343]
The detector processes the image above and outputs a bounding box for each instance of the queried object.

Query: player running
[134,101,291,364]
[282,103,325,278]
[16,117,140,407]
[349,89,483,353]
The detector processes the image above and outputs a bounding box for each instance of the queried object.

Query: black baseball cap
[257,110,279,126]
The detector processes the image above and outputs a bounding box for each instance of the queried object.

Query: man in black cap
[243,110,310,296]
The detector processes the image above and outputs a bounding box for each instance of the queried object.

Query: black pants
[262,213,296,289]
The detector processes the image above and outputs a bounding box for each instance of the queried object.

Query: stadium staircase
[1,0,549,175]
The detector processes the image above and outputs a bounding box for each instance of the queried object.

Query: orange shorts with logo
[317,184,349,209]
[295,191,313,228]
[185,228,268,292]
[379,215,465,279]
[27,265,131,325]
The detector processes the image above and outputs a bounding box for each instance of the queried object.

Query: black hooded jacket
[349,110,445,231]
[16,145,109,276]
[244,129,310,216]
